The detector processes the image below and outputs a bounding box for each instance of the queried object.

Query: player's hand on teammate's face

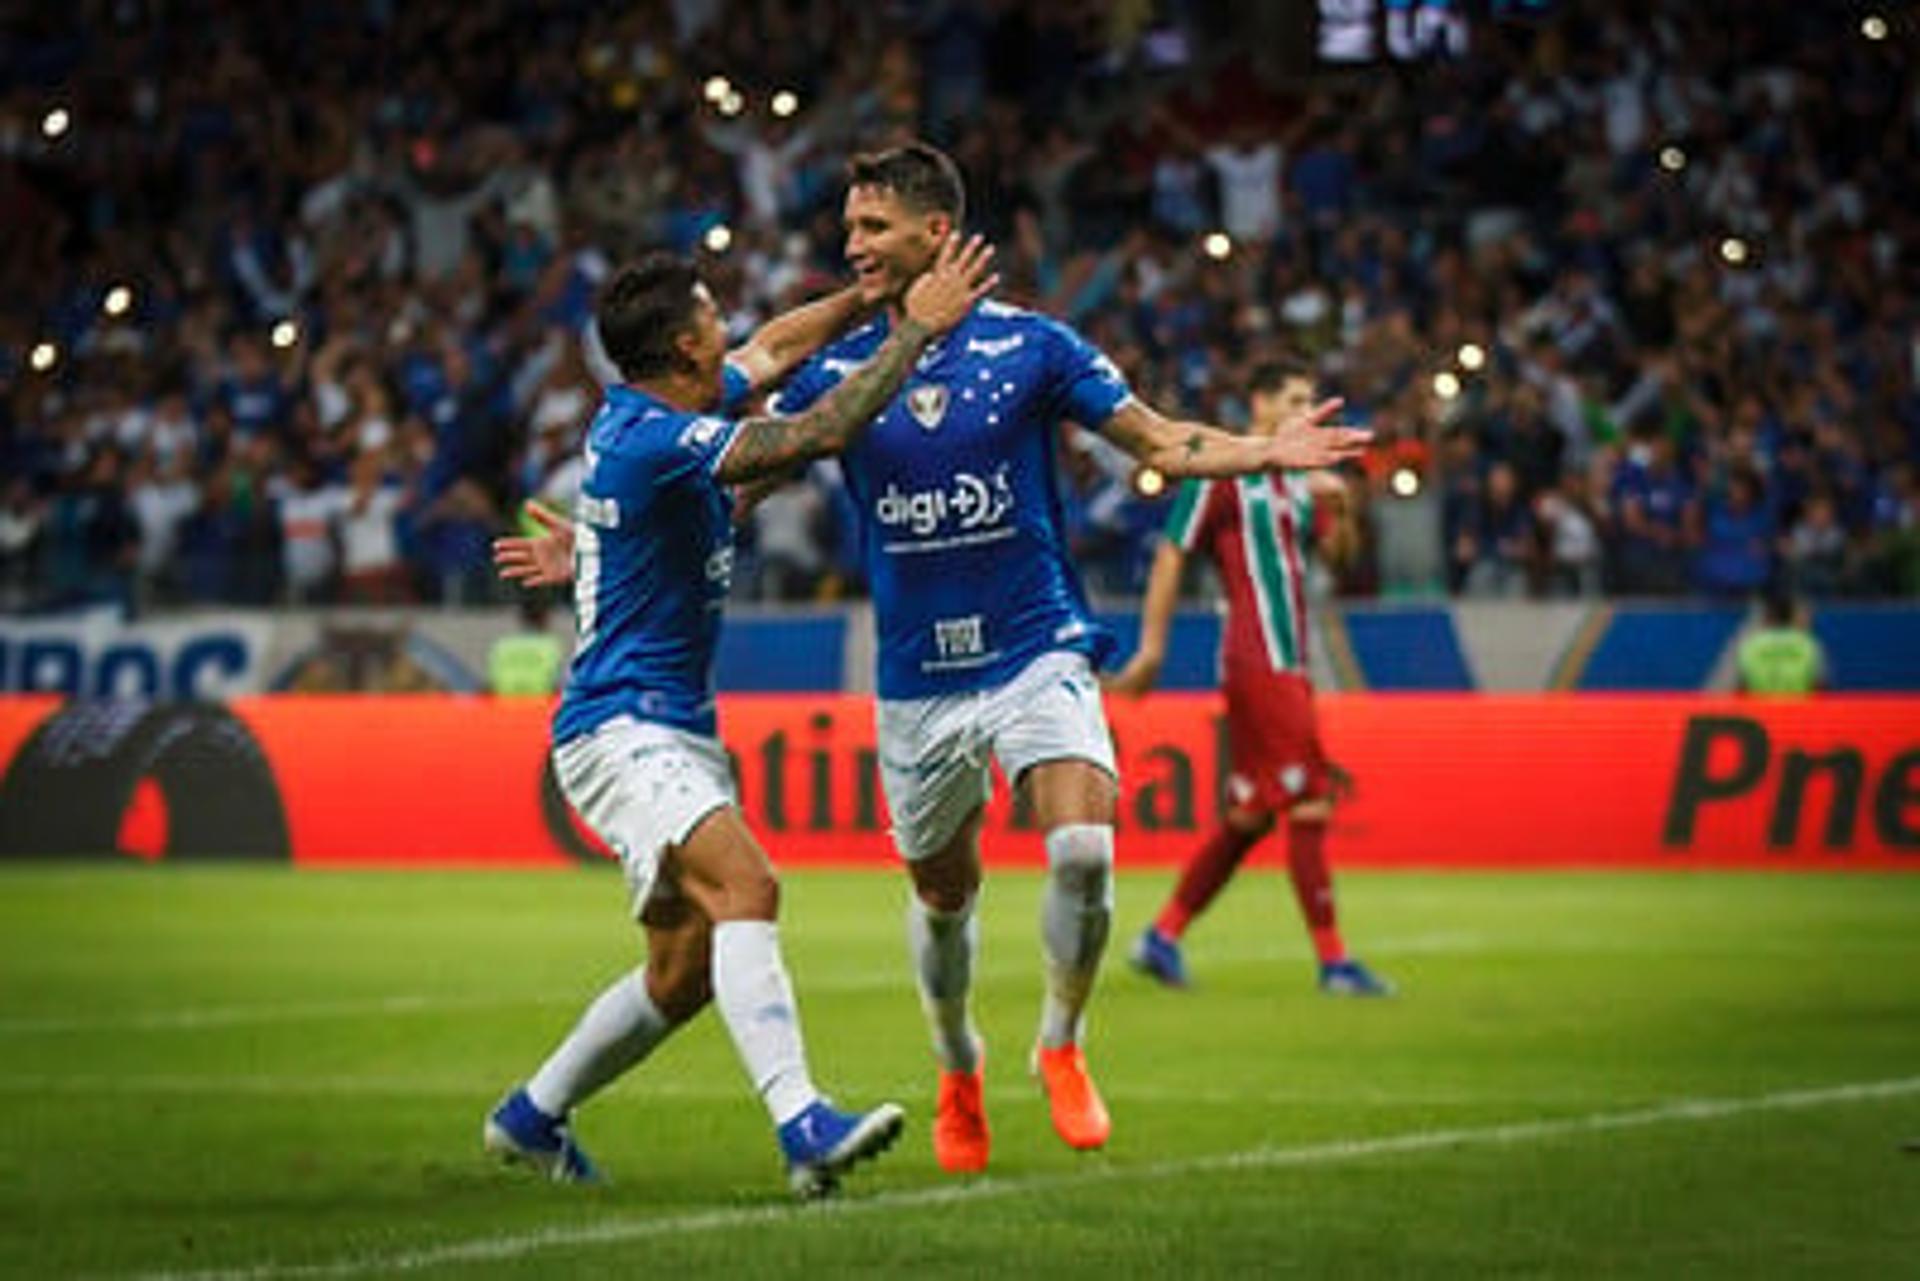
[493,500,576,587]
[1264,397,1372,470]
[902,233,998,333]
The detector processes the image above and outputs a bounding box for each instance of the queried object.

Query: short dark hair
[1762,588,1799,627]
[846,142,965,223]
[597,252,702,382]
[1248,355,1314,396]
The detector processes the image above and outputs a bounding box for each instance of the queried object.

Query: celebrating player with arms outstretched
[485,233,996,1197]
[767,144,1371,1172]
[1109,357,1392,997]
[499,144,1369,1175]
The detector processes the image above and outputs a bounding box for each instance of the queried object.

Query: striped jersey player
[1109,357,1393,997]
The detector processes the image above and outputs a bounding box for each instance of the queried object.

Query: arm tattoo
[718,320,933,483]
[1184,432,1205,458]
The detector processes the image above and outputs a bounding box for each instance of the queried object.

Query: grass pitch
[1,865,1916,1279]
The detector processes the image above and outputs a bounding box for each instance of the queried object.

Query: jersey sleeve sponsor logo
[1089,350,1126,385]
[678,417,728,450]
[906,383,949,431]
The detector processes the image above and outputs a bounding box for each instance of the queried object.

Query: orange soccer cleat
[1033,1042,1111,1151]
[932,1062,990,1173]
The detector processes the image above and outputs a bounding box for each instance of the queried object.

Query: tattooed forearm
[1149,421,1273,478]
[717,320,933,483]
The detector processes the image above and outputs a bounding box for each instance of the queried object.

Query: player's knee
[696,863,779,922]
[1227,807,1277,838]
[1044,823,1114,909]
[1289,798,1333,824]
[910,843,982,914]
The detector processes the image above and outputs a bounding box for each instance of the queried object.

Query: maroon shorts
[1222,668,1328,812]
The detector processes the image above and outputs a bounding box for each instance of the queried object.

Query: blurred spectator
[127,451,197,607]
[1534,467,1604,597]
[337,452,411,605]
[44,448,137,609]
[1460,461,1535,598]
[1783,491,1849,599]
[273,455,347,605]
[1693,467,1775,598]
[0,480,46,611]
[1611,430,1698,596]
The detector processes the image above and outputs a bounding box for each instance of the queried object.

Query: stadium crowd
[1,0,1916,612]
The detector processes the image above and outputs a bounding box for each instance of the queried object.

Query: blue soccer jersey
[772,301,1133,698]
[553,364,751,743]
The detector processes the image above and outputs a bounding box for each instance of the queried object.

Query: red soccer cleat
[1033,1042,1111,1151]
[933,1062,990,1173]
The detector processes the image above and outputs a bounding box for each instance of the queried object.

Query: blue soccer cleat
[777,1099,906,1199]
[1129,926,1190,989]
[1318,958,1395,997]
[483,1087,604,1185]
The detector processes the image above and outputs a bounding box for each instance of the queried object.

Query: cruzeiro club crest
[906,383,949,431]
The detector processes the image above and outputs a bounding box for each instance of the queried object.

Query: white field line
[119,1074,1920,1281]
[0,933,1486,1037]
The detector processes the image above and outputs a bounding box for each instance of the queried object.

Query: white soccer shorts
[551,716,735,919]
[875,649,1118,862]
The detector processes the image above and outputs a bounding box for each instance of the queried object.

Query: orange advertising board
[0,695,1914,869]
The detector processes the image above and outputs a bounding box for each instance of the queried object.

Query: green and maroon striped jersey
[1163,472,1314,674]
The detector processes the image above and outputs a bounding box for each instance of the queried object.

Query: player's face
[843,185,948,306]
[1249,376,1317,436]
[679,283,730,396]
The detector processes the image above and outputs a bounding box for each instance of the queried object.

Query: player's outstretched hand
[1262,397,1372,471]
[493,500,575,587]
[1102,654,1160,700]
[1326,759,1357,803]
[903,233,998,334]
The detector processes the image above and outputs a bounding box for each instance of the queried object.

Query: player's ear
[670,323,702,372]
[925,212,954,245]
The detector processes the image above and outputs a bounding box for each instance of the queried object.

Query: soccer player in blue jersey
[483,233,996,1197]
[764,144,1372,1171]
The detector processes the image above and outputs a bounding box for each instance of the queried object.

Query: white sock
[907,893,981,1073]
[1038,823,1114,1049]
[712,920,820,1126]
[526,970,674,1117]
